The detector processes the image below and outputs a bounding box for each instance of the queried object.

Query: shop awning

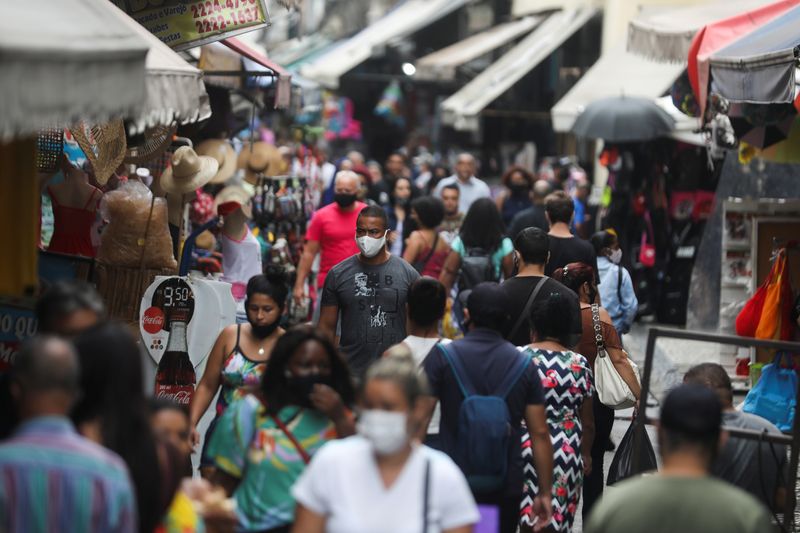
[551,43,691,136]
[107,2,212,134]
[708,4,800,105]
[299,0,470,88]
[687,0,800,119]
[441,7,597,132]
[222,37,292,108]
[512,0,584,17]
[0,0,149,140]
[626,0,774,64]
[416,16,543,81]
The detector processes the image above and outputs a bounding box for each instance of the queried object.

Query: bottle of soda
[154,310,196,405]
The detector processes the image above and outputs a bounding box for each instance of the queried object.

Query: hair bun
[264,264,289,286]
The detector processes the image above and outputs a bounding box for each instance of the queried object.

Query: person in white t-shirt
[291,354,479,533]
[395,277,450,449]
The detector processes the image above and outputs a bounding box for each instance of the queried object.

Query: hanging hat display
[196,139,237,184]
[160,146,218,194]
[237,141,283,184]
[71,119,127,185]
[214,185,253,219]
[124,124,177,165]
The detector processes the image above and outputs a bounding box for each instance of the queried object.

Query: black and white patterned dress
[519,348,593,532]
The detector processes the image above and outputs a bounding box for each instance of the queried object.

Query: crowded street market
[2,0,800,531]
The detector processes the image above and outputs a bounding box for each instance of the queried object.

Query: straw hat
[70,119,127,185]
[160,146,219,194]
[237,142,283,184]
[214,185,253,219]
[196,139,237,184]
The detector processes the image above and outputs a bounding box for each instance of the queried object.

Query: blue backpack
[439,344,531,494]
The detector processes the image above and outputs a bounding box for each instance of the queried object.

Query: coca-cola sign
[151,278,195,331]
[142,306,165,334]
[155,385,194,405]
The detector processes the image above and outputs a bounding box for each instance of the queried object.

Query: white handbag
[591,304,639,409]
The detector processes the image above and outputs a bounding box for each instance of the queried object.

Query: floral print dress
[519,348,593,532]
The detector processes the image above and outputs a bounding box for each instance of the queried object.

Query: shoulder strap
[233,324,242,353]
[591,304,606,355]
[496,351,532,400]
[421,457,431,533]
[416,233,439,271]
[271,413,312,464]
[439,343,476,398]
[82,188,99,210]
[47,186,59,206]
[616,264,623,303]
[508,277,547,341]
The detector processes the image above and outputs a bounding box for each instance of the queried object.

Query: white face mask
[357,409,408,455]
[609,248,623,265]
[356,230,387,258]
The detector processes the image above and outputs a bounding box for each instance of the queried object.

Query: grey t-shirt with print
[321,254,420,377]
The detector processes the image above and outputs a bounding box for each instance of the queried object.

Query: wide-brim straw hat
[214,184,253,219]
[196,139,237,184]
[160,146,219,195]
[70,119,127,185]
[237,141,283,184]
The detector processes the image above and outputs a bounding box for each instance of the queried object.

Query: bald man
[294,171,367,320]
[507,179,553,239]
[0,337,136,532]
[433,153,491,213]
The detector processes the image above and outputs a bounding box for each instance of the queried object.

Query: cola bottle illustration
[154,310,196,405]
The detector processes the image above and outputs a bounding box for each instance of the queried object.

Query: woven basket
[93,261,176,323]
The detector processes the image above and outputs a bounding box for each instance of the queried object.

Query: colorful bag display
[742,352,797,432]
[736,250,793,340]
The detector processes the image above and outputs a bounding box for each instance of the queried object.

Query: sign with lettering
[0,302,38,372]
[111,0,270,51]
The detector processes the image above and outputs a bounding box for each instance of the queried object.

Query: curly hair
[501,165,535,188]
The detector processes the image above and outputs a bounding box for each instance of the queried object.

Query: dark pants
[475,492,521,533]
[582,400,615,519]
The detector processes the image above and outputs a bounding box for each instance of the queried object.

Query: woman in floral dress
[519,293,594,532]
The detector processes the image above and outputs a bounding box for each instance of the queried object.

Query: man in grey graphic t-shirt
[320,205,420,377]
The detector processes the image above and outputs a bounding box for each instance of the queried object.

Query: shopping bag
[742,352,797,432]
[735,281,769,337]
[754,252,786,339]
[607,421,658,486]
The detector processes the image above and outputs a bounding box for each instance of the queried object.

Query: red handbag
[639,211,656,268]
[736,251,782,338]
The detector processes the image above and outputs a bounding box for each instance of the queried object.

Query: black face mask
[509,183,529,196]
[250,320,280,339]
[334,193,357,208]
[287,374,332,406]
[395,196,410,207]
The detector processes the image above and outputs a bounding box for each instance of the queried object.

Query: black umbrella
[571,96,676,142]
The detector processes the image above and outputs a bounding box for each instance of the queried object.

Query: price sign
[149,277,196,331]
[111,0,270,51]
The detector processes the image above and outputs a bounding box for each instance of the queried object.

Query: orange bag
[754,251,793,340]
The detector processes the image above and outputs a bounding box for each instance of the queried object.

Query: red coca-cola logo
[155,385,194,405]
[142,306,165,334]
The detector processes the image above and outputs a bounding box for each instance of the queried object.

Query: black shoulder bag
[507,277,547,342]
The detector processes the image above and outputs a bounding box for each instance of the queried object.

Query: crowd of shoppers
[1,147,782,533]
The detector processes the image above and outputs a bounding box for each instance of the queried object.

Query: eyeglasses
[356,228,385,238]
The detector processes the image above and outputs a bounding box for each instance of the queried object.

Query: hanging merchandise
[374,80,405,128]
[35,128,64,173]
[736,249,793,340]
[237,141,283,185]
[214,185,262,303]
[196,139,238,185]
[140,275,236,380]
[639,211,656,268]
[322,93,362,141]
[742,352,797,432]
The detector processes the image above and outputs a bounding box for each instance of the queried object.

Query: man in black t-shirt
[543,191,598,280]
[501,227,582,347]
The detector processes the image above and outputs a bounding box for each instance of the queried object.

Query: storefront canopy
[687,0,800,118]
[552,43,698,143]
[108,2,211,134]
[0,0,149,140]
[299,0,469,88]
[441,7,597,132]
[415,16,543,81]
[626,0,774,64]
[222,37,293,108]
[708,4,800,105]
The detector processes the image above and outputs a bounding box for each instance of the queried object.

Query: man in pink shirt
[293,171,365,320]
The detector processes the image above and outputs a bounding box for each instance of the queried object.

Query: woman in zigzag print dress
[519,293,594,532]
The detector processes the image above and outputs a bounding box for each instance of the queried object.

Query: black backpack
[454,246,498,330]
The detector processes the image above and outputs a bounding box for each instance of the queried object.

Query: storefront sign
[111,0,270,51]
[0,302,38,372]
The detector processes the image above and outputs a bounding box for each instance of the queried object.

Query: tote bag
[742,352,797,432]
[592,305,639,409]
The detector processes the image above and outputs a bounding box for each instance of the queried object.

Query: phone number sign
[111,0,270,51]
[0,304,38,372]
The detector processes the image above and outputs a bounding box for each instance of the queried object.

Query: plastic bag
[97,181,177,270]
[607,421,658,486]
[742,352,797,432]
